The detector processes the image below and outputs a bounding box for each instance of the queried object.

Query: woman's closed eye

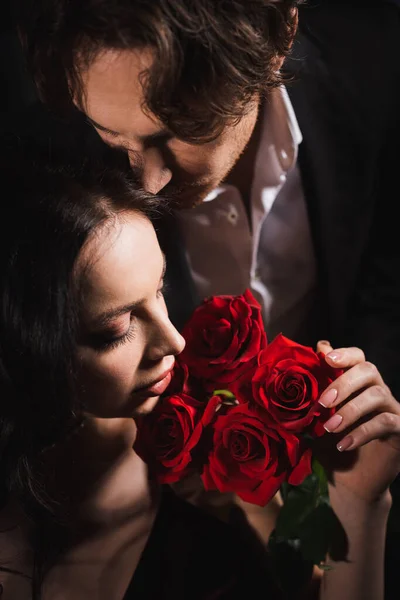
[87,315,137,352]
[95,324,137,352]
[87,282,167,352]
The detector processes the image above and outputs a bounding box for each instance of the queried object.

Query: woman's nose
[146,315,185,363]
[130,147,172,194]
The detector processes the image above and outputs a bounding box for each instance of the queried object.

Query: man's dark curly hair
[17,0,300,142]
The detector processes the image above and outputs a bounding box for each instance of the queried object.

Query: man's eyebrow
[94,254,167,327]
[86,116,120,137]
[86,117,171,144]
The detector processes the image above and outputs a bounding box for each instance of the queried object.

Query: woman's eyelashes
[91,318,137,352]
[156,285,166,299]
[157,279,168,299]
[90,283,167,352]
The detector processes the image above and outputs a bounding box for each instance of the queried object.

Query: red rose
[166,357,205,398]
[134,393,206,484]
[180,289,266,388]
[167,358,190,395]
[201,403,312,506]
[239,334,342,434]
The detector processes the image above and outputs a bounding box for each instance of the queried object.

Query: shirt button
[226,204,239,225]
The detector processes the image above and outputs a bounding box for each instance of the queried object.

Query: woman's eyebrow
[93,254,167,327]
[95,301,142,327]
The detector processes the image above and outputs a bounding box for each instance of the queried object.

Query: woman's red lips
[134,367,174,397]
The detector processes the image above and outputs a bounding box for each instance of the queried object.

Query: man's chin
[168,195,203,211]
[166,184,215,211]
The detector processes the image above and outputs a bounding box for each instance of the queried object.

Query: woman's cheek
[92,348,139,385]
[77,347,140,401]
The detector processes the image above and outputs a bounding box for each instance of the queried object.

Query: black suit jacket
[285,1,400,398]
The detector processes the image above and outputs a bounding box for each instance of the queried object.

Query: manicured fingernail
[337,436,353,452]
[319,388,338,407]
[318,340,331,345]
[326,351,341,362]
[324,413,343,432]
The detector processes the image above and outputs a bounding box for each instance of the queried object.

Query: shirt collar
[204,86,302,203]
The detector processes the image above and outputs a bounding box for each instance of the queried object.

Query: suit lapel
[286,36,377,336]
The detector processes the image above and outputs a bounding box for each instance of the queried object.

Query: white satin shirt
[177,87,316,342]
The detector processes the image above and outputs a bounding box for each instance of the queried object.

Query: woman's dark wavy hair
[0,134,161,597]
[17,0,301,142]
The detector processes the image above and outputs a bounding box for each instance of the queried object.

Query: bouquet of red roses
[135,289,342,509]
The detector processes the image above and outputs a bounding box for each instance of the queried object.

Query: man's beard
[161,179,216,210]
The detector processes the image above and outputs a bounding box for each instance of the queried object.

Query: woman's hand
[315,340,400,506]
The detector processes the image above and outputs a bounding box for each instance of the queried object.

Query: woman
[0,135,282,599]
[0,135,399,600]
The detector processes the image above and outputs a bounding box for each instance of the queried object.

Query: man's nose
[129,147,172,194]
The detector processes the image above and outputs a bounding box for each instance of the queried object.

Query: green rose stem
[212,389,235,399]
[212,389,238,406]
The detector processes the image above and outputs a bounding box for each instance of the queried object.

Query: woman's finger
[323,384,394,434]
[317,340,333,354]
[335,411,400,452]
[323,346,366,369]
[319,360,386,409]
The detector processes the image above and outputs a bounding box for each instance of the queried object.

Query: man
[9,0,400,596]
[15,0,400,402]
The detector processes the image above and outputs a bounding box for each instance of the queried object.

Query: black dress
[124,486,283,600]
